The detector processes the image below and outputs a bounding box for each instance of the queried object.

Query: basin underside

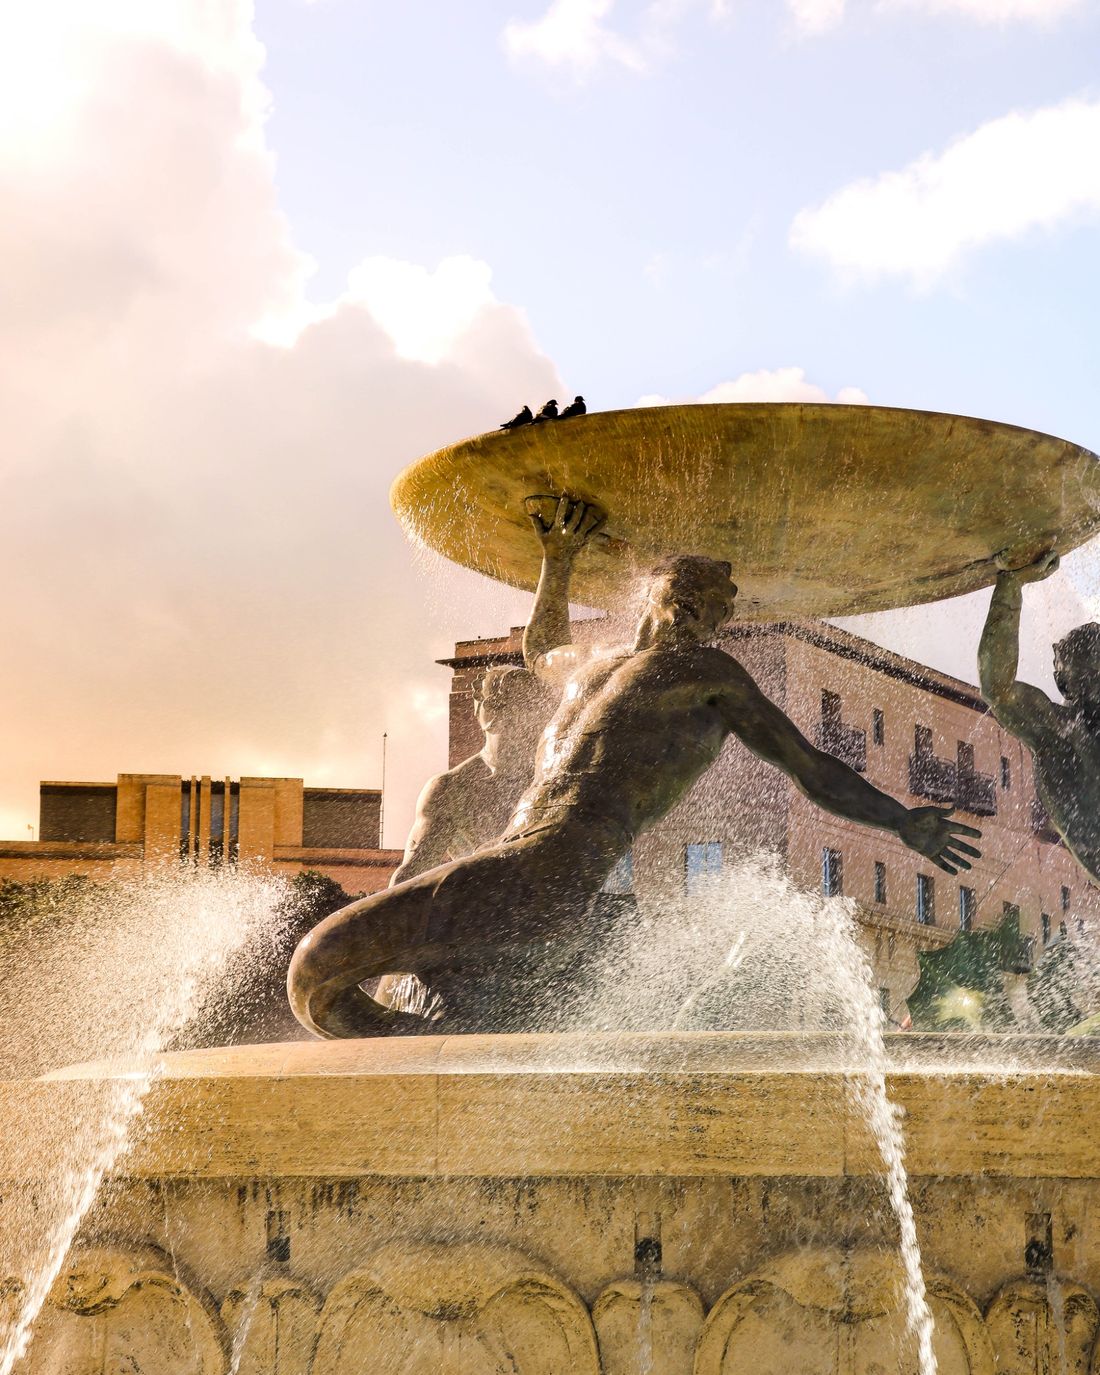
[6,1034,1100,1373]
[391,403,1100,618]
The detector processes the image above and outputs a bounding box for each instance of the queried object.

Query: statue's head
[473,665,545,735]
[646,556,738,642]
[1053,622,1100,703]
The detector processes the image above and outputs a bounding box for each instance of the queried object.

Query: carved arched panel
[310,1242,599,1375]
[15,1245,226,1375]
[593,1278,704,1375]
[222,1277,320,1375]
[695,1248,994,1375]
[986,1277,1098,1374]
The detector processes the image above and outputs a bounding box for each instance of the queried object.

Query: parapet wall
[2,1033,1100,1372]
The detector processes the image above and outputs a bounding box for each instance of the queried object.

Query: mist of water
[0,867,290,1372]
[574,855,938,1373]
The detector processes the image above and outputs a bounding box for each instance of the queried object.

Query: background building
[443,619,1100,1020]
[0,773,401,895]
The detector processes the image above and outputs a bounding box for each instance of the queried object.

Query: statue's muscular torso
[1027,708,1100,881]
[506,642,742,841]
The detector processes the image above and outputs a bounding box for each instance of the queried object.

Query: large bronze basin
[390,403,1100,618]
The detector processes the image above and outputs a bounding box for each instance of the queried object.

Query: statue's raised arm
[521,495,605,683]
[978,549,1060,747]
[977,549,1100,884]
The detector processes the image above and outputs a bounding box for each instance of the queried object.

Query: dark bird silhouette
[531,399,559,423]
[559,396,586,419]
[500,404,533,430]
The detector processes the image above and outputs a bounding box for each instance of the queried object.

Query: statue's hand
[524,494,606,560]
[994,547,1060,583]
[898,805,982,876]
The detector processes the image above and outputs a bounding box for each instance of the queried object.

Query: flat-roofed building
[442,619,1100,1019]
[0,773,400,895]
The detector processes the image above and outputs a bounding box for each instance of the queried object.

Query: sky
[1,0,1099,845]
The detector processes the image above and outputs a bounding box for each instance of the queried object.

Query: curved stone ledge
[1,1032,1098,1182]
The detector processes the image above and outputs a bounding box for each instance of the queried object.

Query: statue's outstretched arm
[521,495,605,682]
[720,664,981,874]
[978,553,1059,744]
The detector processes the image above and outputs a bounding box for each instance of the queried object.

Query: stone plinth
[3,1033,1100,1372]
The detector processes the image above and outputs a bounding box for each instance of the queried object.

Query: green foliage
[907,911,1027,1032]
[284,870,353,924]
[0,874,96,927]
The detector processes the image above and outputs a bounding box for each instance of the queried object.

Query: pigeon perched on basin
[532,399,559,423]
[500,405,533,430]
[559,396,586,419]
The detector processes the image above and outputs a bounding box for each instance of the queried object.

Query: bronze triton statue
[979,549,1100,883]
[367,660,552,1015]
[390,664,552,886]
[288,495,981,1039]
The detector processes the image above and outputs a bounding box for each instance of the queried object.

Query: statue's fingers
[554,494,571,530]
[565,501,586,534]
[949,821,982,838]
[942,851,972,871]
[941,840,974,864]
[933,856,959,875]
[579,506,606,538]
[949,840,981,859]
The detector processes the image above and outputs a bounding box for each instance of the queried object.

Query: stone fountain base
[3,1032,1100,1373]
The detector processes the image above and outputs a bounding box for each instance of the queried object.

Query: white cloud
[639,366,869,406]
[503,0,648,74]
[787,0,847,35]
[502,0,728,76]
[342,256,499,365]
[789,96,1100,286]
[0,2,558,846]
[887,0,1082,19]
[788,0,1083,36]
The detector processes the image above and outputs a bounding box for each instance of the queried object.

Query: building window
[1062,885,1071,914]
[819,690,867,772]
[917,874,935,925]
[685,842,722,895]
[1041,912,1051,945]
[959,886,976,931]
[872,709,885,747]
[910,725,957,804]
[603,849,634,895]
[1001,756,1011,789]
[957,741,997,816]
[874,861,887,905]
[209,784,225,867]
[228,784,240,865]
[822,848,843,897]
[179,782,192,862]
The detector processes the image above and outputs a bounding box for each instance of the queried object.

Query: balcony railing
[908,728,997,816]
[957,769,997,817]
[908,751,956,804]
[820,720,867,773]
[819,691,867,773]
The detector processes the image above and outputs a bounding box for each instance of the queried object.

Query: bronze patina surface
[391,403,1100,618]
